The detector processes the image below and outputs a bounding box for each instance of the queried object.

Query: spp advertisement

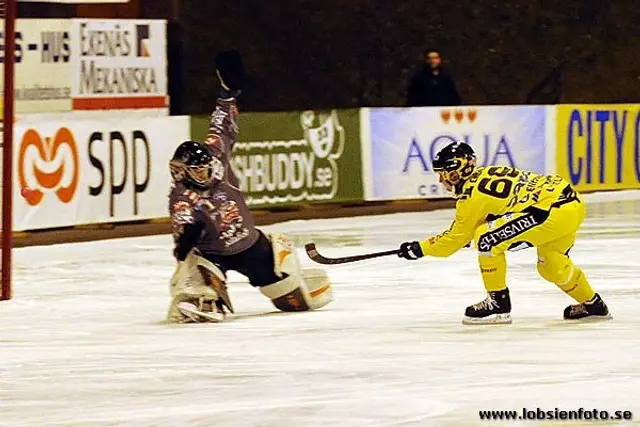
[191,109,364,208]
[556,104,640,192]
[70,19,167,110]
[13,115,188,231]
[0,19,72,114]
[362,106,548,201]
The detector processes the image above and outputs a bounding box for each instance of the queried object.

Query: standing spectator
[406,48,461,106]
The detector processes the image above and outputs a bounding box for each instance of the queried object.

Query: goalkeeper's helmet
[432,142,476,196]
[170,141,224,190]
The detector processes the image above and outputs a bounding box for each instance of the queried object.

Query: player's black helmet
[170,141,223,189]
[432,142,477,195]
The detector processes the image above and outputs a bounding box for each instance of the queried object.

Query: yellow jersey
[419,166,570,257]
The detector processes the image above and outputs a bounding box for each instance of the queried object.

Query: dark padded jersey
[169,96,258,258]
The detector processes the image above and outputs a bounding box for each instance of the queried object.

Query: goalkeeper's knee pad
[261,232,333,312]
[260,268,332,312]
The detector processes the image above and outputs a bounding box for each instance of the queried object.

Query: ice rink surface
[2,191,640,427]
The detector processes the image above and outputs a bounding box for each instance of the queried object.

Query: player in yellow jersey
[396,142,611,324]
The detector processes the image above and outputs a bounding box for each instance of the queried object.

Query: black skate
[462,288,512,325]
[563,293,612,321]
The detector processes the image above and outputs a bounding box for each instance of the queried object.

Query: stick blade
[304,242,332,264]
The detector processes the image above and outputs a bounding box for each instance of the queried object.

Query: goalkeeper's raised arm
[204,50,245,186]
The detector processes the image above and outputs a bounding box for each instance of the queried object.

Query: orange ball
[20,187,35,198]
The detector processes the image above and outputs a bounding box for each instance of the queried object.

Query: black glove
[398,241,424,260]
[215,50,245,98]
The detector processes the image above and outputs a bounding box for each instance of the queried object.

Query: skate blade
[462,313,512,325]
[177,302,224,323]
[563,313,613,323]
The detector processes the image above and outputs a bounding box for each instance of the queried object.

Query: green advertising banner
[191,109,364,208]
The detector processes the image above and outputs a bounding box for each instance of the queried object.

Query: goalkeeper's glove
[215,50,244,98]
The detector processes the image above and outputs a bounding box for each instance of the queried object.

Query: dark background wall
[19,0,640,114]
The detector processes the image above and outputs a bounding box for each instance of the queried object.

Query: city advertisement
[362,106,549,201]
[0,19,72,114]
[13,115,189,231]
[191,109,364,208]
[70,19,167,110]
[556,104,640,192]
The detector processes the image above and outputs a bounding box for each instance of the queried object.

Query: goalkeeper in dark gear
[166,52,332,323]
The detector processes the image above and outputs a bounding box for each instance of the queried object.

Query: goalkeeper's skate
[176,298,225,323]
[462,288,512,325]
[563,293,611,320]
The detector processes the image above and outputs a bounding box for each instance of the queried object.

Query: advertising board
[14,115,188,231]
[70,19,167,111]
[362,106,548,200]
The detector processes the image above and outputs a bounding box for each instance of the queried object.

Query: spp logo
[18,128,79,206]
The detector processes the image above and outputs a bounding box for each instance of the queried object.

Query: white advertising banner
[361,106,549,201]
[1,19,72,113]
[13,115,188,231]
[70,19,167,110]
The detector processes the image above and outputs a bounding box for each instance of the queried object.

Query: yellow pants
[473,198,596,303]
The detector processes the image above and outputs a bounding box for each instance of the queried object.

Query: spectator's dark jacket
[406,66,461,106]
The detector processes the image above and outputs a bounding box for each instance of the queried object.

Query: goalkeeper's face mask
[171,155,224,190]
[188,157,224,187]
